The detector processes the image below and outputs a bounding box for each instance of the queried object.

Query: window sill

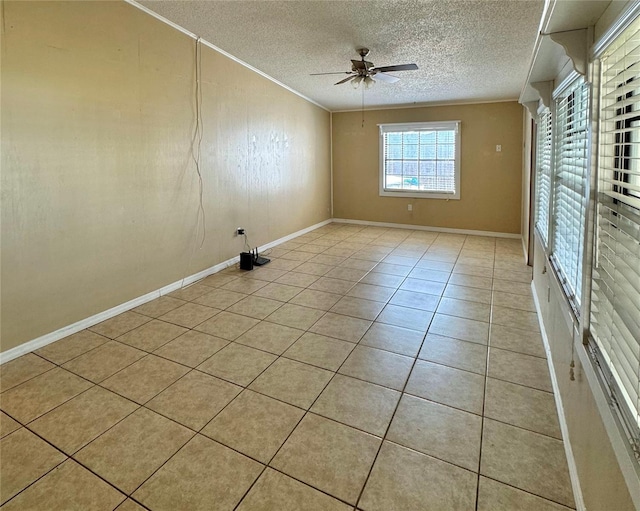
[379,190,460,200]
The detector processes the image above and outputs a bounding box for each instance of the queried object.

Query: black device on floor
[253,248,270,266]
[240,251,254,271]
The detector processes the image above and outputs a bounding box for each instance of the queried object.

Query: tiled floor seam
[247,283,424,507]
[0,451,67,508]
[3,365,136,431]
[477,415,564,441]
[477,475,578,510]
[474,272,496,511]
[87,316,153,341]
[232,342,349,509]
[0,358,58,394]
[23,381,140,432]
[29,362,254,468]
[109,420,196,499]
[55,340,150,384]
[483,373,555,394]
[352,279,444,509]
[1,423,133,509]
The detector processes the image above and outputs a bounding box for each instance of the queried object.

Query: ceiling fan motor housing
[353,49,374,75]
[353,62,374,74]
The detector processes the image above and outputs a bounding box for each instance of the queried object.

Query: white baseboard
[0,257,237,365]
[0,218,332,364]
[531,281,586,511]
[259,219,333,251]
[522,235,529,265]
[332,218,521,239]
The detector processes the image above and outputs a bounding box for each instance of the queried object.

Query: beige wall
[332,102,523,234]
[532,235,636,510]
[0,1,331,353]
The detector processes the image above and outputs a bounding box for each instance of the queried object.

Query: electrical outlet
[496,144,502,152]
[407,204,413,212]
[236,228,245,236]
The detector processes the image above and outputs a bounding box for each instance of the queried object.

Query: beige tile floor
[0,223,576,511]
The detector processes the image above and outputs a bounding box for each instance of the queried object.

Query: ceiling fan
[311,48,418,88]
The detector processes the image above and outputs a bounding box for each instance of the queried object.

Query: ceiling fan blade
[372,72,400,84]
[310,72,352,76]
[335,75,357,85]
[372,63,419,73]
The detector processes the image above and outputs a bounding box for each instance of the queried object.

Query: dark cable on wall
[192,37,206,248]
[178,37,207,290]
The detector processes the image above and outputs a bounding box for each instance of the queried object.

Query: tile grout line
[3,355,145,434]
[478,473,578,510]
[0,417,137,509]
[231,362,338,509]
[474,243,497,511]
[353,232,457,510]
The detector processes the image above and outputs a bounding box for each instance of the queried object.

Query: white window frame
[379,121,461,199]
[549,76,590,314]
[535,108,553,246]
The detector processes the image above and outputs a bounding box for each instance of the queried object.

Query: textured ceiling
[138,0,545,111]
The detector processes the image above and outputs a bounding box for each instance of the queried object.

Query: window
[379,121,461,199]
[535,109,553,245]
[550,78,590,310]
[591,16,640,447]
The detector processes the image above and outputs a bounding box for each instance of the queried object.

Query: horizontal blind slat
[552,79,589,304]
[591,14,640,434]
[536,110,553,244]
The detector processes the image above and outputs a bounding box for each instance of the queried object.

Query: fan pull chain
[362,86,365,128]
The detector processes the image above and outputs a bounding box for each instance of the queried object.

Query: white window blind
[535,110,553,244]
[379,121,461,199]
[551,78,590,309]
[591,16,640,436]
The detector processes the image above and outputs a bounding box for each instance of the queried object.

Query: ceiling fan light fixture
[315,49,418,89]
